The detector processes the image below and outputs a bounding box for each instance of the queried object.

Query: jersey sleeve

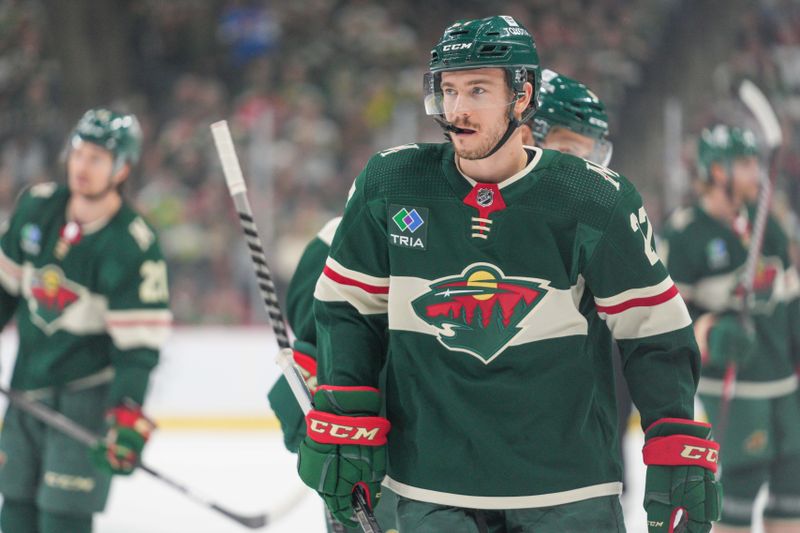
[0,193,31,328]
[770,216,800,369]
[286,218,340,344]
[660,220,708,321]
[787,264,800,370]
[99,219,172,406]
[268,218,339,453]
[583,189,699,429]
[313,167,389,388]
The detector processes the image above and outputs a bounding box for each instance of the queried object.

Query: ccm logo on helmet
[681,445,719,463]
[443,43,473,51]
[309,419,381,441]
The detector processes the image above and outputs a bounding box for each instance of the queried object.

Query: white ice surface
[91,429,655,533]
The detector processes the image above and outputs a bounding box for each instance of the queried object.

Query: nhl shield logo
[412,263,548,364]
[476,188,494,208]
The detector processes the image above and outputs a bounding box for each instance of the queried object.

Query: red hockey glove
[297,386,390,527]
[292,340,318,394]
[267,341,319,452]
[91,400,155,476]
[642,418,721,533]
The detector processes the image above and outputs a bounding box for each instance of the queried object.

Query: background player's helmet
[424,15,540,130]
[697,124,759,180]
[71,108,143,173]
[531,69,613,166]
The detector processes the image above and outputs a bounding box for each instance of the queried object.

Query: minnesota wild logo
[28,265,80,331]
[734,256,781,315]
[412,263,548,364]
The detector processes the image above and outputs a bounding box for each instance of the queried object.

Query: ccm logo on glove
[306,410,390,445]
[680,444,719,463]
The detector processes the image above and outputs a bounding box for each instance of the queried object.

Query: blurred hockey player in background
[521,68,612,167]
[0,108,172,533]
[663,124,800,533]
[296,15,720,533]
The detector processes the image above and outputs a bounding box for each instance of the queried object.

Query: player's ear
[514,81,533,116]
[112,164,131,187]
[709,162,728,188]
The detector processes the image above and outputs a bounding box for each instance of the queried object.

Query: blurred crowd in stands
[0,0,798,323]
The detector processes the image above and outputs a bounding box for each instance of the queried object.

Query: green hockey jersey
[286,217,342,345]
[314,143,700,509]
[0,183,172,405]
[662,204,800,397]
[268,216,341,452]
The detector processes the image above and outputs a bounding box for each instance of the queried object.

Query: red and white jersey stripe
[106,309,173,350]
[594,276,692,339]
[315,257,389,315]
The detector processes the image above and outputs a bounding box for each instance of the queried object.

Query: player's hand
[642,418,721,533]
[297,385,390,527]
[91,400,155,475]
[267,341,319,452]
[696,313,755,367]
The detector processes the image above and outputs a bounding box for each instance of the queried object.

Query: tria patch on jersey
[21,223,42,255]
[411,263,548,364]
[389,204,428,250]
[706,238,729,270]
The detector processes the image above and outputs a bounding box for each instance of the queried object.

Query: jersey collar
[454,146,543,190]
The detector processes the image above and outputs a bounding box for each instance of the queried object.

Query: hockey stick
[0,385,269,529]
[211,120,383,533]
[717,80,784,445]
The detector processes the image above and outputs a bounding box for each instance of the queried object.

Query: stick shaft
[211,120,381,533]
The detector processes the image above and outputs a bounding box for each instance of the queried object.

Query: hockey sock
[39,510,92,533]
[0,499,38,533]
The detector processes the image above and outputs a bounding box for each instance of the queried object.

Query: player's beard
[450,117,507,160]
[70,174,118,202]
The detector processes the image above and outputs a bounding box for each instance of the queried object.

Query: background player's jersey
[314,142,700,508]
[286,217,341,346]
[662,205,800,395]
[0,183,172,405]
[268,216,340,453]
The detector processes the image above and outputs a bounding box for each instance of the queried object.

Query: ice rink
[0,329,764,533]
[93,429,649,533]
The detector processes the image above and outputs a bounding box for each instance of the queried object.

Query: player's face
[441,68,514,160]
[731,155,760,203]
[67,139,117,198]
[542,127,596,160]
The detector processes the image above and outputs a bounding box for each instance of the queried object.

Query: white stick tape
[210,120,248,196]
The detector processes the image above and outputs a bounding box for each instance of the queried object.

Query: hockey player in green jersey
[269,68,614,533]
[297,15,721,533]
[0,108,172,533]
[663,124,800,533]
